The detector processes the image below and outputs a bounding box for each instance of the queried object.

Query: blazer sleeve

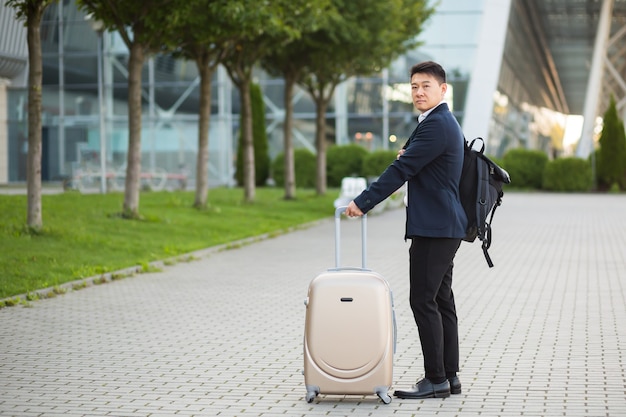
[353,119,445,213]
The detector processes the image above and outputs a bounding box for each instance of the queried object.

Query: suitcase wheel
[305,386,319,403]
[378,392,392,404]
[374,387,392,404]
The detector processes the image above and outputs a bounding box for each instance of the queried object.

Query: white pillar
[462,0,513,145]
[577,0,614,158]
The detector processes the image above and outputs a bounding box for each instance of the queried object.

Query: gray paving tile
[1,193,625,416]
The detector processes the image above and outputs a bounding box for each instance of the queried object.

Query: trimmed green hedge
[326,144,369,187]
[271,144,602,193]
[542,157,593,192]
[362,150,397,178]
[271,148,317,188]
[502,148,548,189]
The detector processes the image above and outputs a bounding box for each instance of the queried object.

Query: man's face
[411,72,447,113]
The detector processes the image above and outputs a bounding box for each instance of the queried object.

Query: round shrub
[502,148,548,189]
[542,157,592,192]
[272,148,316,188]
[362,150,397,178]
[326,144,369,187]
[487,155,505,169]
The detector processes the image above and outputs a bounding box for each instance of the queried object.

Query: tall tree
[5,0,58,230]
[170,0,232,209]
[221,0,330,203]
[260,3,334,200]
[299,0,433,195]
[77,0,180,218]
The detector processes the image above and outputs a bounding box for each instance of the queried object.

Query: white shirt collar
[418,100,446,123]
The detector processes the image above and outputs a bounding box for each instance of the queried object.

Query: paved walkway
[1,193,625,417]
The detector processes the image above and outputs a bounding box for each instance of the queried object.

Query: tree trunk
[26,5,44,230]
[314,97,328,196]
[283,74,296,199]
[240,77,255,202]
[123,42,145,218]
[194,56,213,208]
[306,80,336,196]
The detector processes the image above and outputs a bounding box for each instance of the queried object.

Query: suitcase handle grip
[334,206,367,269]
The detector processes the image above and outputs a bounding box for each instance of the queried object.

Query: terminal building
[0,0,625,188]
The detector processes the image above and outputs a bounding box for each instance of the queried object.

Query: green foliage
[502,148,549,189]
[77,0,180,51]
[169,1,235,62]
[608,182,622,193]
[326,144,369,187]
[221,0,333,84]
[487,155,505,169]
[596,96,626,191]
[235,83,270,186]
[362,150,397,178]
[301,0,434,84]
[5,0,57,21]
[542,158,593,192]
[0,188,338,299]
[272,149,317,188]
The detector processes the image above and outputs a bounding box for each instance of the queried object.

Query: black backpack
[459,137,511,267]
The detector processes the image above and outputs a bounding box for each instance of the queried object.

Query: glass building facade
[1,0,600,187]
[1,0,487,187]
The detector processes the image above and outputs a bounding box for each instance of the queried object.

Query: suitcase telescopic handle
[334,206,367,270]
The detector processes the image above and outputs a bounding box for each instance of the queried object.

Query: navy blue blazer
[354,103,467,239]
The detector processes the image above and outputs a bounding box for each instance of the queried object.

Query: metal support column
[148,57,156,172]
[334,80,348,145]
[577,0,614,158]
[96,30,106,193]
[57,2,66,177]
[382,68,389,150]
[217,65,234,187]
[607,24,626,117]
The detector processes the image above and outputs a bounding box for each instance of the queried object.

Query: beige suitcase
[303,207,395,404]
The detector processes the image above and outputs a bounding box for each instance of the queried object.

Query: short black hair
[410,61,446,84]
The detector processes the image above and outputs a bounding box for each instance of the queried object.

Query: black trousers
[409,236,462,382]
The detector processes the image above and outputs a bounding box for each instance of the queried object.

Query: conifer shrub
[235,83,270,186]
[596,96,626,191]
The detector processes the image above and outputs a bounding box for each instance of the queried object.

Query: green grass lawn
[0,187,338,302]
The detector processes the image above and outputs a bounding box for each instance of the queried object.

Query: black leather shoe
[448,376,461,394]
[393,378,450,399]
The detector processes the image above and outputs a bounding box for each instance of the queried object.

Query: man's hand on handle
[345,201,363,217]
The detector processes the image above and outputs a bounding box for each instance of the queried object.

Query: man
[345,61,467,399]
